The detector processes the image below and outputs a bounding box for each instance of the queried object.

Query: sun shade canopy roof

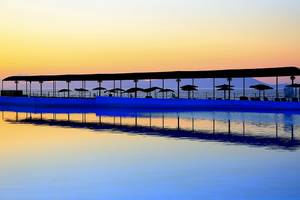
[3,66,300,82]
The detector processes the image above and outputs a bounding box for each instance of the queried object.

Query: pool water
[0,109,300,200]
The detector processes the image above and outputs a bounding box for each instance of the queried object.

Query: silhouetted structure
[1,66,300,101]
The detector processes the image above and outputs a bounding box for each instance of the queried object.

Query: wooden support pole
[67,81,70,98]
[276,76,279,99]
[176,78,181,99]
[134,79,138,98]
[29,81,32,97]
[25,81,28,96]
[242,77,246,97]
[162,79,165,98]
[192,78,195,99]
[53,81,56,97]
[15,81,18,91]
[213,78,216,100]
[39,81,43,97]
[120,80,122,97]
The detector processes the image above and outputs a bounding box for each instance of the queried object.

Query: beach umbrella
[144,87,162,97]
[180,85,198,99]
[217,85,234,99]
[58,89,71,98]
[93,86,106,96]
[144,87,162,93]
[108,88,125,93]
[75,88,89,97]
[75,88,89,92]
[216,84,234,100]
[123,87,145,97]
[58,89,71,93]
[159,88,175,98]
[124,87,145,93]
[250,84,273,98]
[93,87,106,91]
[106,88,125,96]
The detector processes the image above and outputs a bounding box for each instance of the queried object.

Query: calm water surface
[0,108,300,200]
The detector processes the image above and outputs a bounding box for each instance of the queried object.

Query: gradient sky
[0,0,299,78]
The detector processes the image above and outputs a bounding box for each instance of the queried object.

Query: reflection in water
[3,109,300,150]
[1,107,300,200]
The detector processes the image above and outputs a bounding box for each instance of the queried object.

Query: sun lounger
[240,96,249,100]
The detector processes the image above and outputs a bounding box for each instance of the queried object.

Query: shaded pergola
[2,66,300,99]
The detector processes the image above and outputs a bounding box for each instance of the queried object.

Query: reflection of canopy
[180,85,198,91]
[75,88,89,92]
[250,84,273,91]
[124,88,145,93]
[144,87,162,93]
[58,89,71,93]
[12,113,300,150]
[93,87,106,91]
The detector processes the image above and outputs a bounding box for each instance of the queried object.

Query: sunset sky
[0,0,299,78]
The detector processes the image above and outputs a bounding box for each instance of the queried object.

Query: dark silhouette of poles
[120,80,123,97]
[162,79,165,98]
[15,81,18,91]
[98,81,102,96]
[1,81,3,92]
[134,79,138,98]
[181,85,198,99]
[216,84,234,100]
[192,78,195,98]
[177,115,180,130]
[250,84,273,99]
[276,76,279,99]
[53,81,56,97]
[176,78,181,99]
[113,80,116,97]
[149,79,152,97]
[227,77,232,100]
[29,81,32,97]
[213,78,216,100]
[25,81,28,96]
[58,89,70,98]
[81,81,86,98]
[290,75,296,97]
[39,81,43,97]
[67,81,71,98]
[291,75,296,85]
[159,88,174,98]
[242,77,246,97]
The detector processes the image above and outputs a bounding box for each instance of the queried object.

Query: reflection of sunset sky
[0,0,299,80]
[1,111,300,199]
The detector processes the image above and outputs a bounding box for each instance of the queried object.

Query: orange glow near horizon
[0,0,299,79]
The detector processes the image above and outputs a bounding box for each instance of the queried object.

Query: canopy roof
[3,66,300,82]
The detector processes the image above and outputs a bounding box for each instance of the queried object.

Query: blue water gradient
[0,106,300,200]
